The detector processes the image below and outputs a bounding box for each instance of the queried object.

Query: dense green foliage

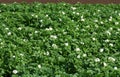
[0,2,120,77]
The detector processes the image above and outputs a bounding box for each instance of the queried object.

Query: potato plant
[0,2,120,77]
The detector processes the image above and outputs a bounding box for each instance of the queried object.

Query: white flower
[92,38,96,41]
[44,51,49,56]
[73,12,76,14]
[81,18,85,21]
[13,55,15,58]
[76,12,79,15]
[110,16,112,19]
[114,67,118,70]
[109,16,112,21]
[77,55,80,58]
[94,20,98,22]
[95,58,100,62]
[105,31,111,35]
[104,39,110,43]
[35,15,38,17]
[115,22,119,25]
[38,64,42,68]
[45,28,49,31]
[50,35,57,39]
[71,7,76,10]
[35,31,38,33]
[5,27,9,30]
[13,70,18,74]
[46,51,49,55]
[63,3,66,5]
[23,39,26,42]
[52,44,58,49]
[103,62,107,67]
[40,20,43,22]
[80,42,84,45]
[100,21,104,24]
[0,42,3,45]
[45,27,53,31]
[75,48,80,51]
[45,14,48,17]
[99,48,104,52]
[18,27,22,30]
[2,4,6,6]
[108,57,115,62]
[49,27,53,31]
[20,53,24,56]
[109,27,113,31]
[62,11,65,15]
[7,32,11,36]
[64,43,69,46]
[81,15,84,18]
[97,10,100,12]
[59,18,62,21]
[109,18,112,21]
[83,54,87,57]
[31,14,35,16]
[109,43,113,47]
